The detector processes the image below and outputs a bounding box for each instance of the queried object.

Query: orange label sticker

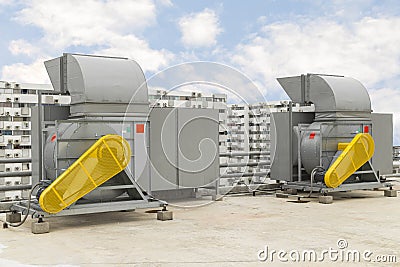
[136,124,144,133]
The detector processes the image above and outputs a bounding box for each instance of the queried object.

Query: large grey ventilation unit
[8,53,219,225]
[270,74,393,194]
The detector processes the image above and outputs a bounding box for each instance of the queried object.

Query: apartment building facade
[224,101,315,184]
[0,81,70,200]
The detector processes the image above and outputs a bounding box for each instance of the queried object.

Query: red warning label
[136,124,144,134]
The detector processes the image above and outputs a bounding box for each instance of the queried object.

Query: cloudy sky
[0,0,400,142]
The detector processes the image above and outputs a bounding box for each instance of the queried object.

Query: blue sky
[0,0,400,142]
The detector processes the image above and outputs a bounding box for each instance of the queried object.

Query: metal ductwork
[45,53,149,117]
[277,74,372,121]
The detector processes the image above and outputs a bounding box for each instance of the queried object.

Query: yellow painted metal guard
[337,143,350,151]
[324,133,374,188]
[39,134,131,214]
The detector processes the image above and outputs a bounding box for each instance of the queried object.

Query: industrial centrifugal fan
[4,53,220,232]
[39,134,132,214]
[270,73,395,202]
[5,54,170,231]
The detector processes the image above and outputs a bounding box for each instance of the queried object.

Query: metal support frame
[283,181,391,193]
[12,198,166,218]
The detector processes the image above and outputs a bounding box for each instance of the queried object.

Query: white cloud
[1,57,51,83]
[96,35,174,72]
[178,8,222,48]
[330,0,376,19]
[370,88,400,113]
[0,0,12,6]
[2,0,173,82]
[156,0,173,7]
[231,17,400,99]
[8,39,40,57]
[15,0,157,48]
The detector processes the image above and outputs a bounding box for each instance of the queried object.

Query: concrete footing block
[319,195,333,204]
[157,210,173,221]
[212,194,224,201]
[6,212,21,223]
[384,190,398,197]
[31,221,50,234]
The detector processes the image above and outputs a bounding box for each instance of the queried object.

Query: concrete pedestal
[157,210,173,221]
[31,221,50,234]
[319,195,333,204]
[6,212,21,223]
[384,190,398,197]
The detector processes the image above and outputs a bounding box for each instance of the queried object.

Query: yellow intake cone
[39,134,131,214]
[324,133,374,188]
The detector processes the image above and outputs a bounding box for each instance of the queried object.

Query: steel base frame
[283,181,392,194]
[11,197,167,218]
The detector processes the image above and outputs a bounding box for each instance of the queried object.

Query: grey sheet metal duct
[44,53,149,117]
[277,74,372,121]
